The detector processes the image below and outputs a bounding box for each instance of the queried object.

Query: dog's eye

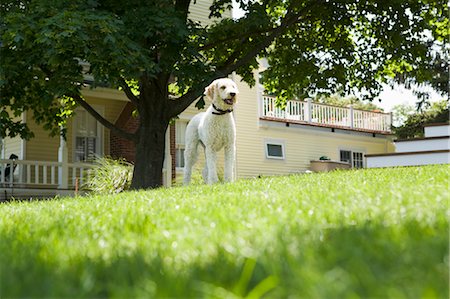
[220,86,226,90]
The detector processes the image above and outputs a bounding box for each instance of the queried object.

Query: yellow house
[0,1,395,199]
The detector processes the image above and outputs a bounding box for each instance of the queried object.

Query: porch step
[395,136,450,153]
[366,150,450,168]
[366,123,450,168]
[425,123,450,137]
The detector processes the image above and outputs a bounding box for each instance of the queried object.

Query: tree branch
[119,77,139,106]
[72,94,138,142]
[220,12,306,74]
[199,26,280,51]
[170,5,311,117]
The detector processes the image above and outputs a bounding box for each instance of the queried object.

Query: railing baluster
[43,165,47,184]
[26,164,30,184]
[35,164,39,184]
[51,166,55,185]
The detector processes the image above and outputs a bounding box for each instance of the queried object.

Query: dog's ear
[204,81,215,99]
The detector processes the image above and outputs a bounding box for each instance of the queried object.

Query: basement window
[265,140,285,160]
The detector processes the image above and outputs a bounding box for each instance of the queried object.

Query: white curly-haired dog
[183,78,239,185]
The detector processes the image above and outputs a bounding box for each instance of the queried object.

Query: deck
[261,96,392,134]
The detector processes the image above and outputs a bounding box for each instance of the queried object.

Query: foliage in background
[391,103,416,127]
[0,165,448,298]
[84,157,133,194]
[392,100,449,139]
[314,94,383,111]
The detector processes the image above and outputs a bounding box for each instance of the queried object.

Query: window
[340,150,365,168]
[74,108,102,162]
[265,140,285,159]
[175,121,187,168]
[353,152,364,168]
[340,150,352,164]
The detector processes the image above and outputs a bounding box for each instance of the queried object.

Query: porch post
[0,136,4,159]
[349,105,354,129]
[163,127,172,187]
[58,132,69,189]
[306,98,312,123]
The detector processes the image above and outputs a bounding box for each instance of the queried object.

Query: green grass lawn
[1,165,448,298]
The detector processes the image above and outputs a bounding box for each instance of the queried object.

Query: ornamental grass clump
[84,157,133,194]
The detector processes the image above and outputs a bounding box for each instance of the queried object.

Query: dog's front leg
[205,148,218,184]
[224,144,235,182]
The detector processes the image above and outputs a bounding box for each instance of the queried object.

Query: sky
[376,85,444,112]
[231,2,445,113]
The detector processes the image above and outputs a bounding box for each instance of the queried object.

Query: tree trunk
[130,119,168,189]
[130,77,171,190]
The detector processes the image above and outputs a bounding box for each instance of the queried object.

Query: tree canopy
[1,0,448,188]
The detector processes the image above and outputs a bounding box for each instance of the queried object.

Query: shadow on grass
[1,220,447,298]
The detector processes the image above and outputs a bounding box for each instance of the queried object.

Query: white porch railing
[0,159,95,189]
[261,96,392,133]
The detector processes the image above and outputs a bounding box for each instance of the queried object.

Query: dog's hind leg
[202,161,208,184]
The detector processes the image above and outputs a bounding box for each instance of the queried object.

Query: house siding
[239,123,393,177]
[2,136,22,160]
[232,73,394,178]
[0,108,26,159]
[25,111,60,162]
[1,111,23,159]
[189,0,232,25]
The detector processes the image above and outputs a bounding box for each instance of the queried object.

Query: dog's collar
[212,103,233,115]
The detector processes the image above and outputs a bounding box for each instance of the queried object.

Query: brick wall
[110,116,139,163]
[110,102,138,162]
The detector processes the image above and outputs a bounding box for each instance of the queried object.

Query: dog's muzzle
[224,98,234,105]
[224,93,236,105]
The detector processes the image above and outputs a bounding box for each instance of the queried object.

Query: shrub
[84,157,133,194]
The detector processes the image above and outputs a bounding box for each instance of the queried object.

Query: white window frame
[339,148,365,168]
[72,106,104,163]
[264,139,286,160]
[175,120,188,169]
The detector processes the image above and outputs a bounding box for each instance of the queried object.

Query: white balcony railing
[0,159,95,189]
[261,96,392,133]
